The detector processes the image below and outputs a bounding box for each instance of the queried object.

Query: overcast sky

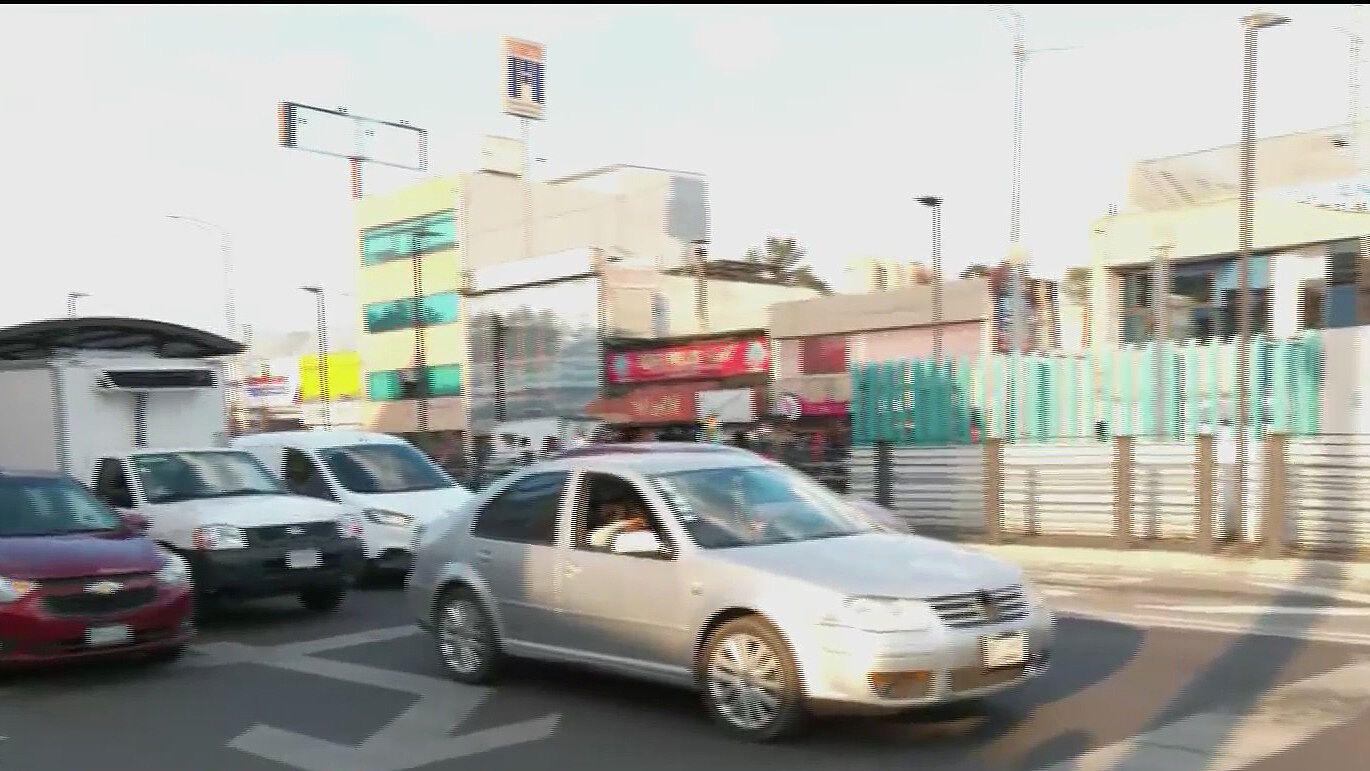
[0,4,1358,347]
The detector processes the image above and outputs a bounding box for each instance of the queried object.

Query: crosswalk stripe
[1035,659,1370,770]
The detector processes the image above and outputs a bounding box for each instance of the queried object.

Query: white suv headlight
[155,550,191,586]
[192,524,248,550]
[0,576,39,603]
[363,508,413,528]
[822,596,938,633]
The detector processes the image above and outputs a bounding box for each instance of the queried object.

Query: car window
[317,443,457,494]
[650,464,872,549]
[574,472,670,555]
[94,458,135,509]
[284,448,334,500]
[0,477,122,537]
[471,471,567,545]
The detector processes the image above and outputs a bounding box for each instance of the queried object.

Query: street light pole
[166,215,236,339]
[301,286,332,429]
[66,292,88,317]
[917,196,944,364]
[1237,11,1289,554]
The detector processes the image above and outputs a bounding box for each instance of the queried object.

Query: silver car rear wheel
[435,587,501,684]
[702,617,804,741]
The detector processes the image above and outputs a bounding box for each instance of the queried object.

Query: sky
[0,4,1361,348]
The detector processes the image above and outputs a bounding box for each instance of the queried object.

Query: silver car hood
[707,532,1023,599]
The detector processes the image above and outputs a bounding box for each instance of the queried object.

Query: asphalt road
[2,568,1369,771]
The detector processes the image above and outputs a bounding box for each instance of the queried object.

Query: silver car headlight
[155,550,191,586]
[363,508,414,528]
[821,596,938,633]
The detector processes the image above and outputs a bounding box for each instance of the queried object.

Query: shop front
[595,333,771,441]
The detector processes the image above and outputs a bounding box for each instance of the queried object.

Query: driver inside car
[587,498,650,550]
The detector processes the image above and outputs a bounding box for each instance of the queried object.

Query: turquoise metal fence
[850,332,1323,446]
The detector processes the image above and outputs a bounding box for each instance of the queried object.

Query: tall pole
[1237,12,1289,551]
[917,196,945,364]
[167,214,241,434]
[410,229,432,434]
[302,286,331,429]
[1152,236,1172,437]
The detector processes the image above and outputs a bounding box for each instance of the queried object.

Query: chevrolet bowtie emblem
[975,591,997,621]
[86,580,123,595]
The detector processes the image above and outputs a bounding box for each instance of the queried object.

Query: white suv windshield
[133,451,284,504]
[649,464,872,549]
[318,443,457,494]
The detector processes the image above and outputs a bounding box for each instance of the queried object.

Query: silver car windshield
[649,464,873,549]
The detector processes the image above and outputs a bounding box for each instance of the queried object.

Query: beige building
[355,142,708,436]
[768,278,993,413]
[1089,123,1370,351]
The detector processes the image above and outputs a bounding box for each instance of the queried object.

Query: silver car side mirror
[612,529,669,557]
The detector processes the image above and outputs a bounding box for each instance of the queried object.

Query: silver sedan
[406,445,1053,741]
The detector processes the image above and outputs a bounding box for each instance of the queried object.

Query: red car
[0,470,193,666]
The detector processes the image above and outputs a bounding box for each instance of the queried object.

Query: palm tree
[960,263,992,280]
[741,237,831,294]
[1061,266,1091,305]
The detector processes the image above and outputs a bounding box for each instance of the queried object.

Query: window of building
[363,292,461,334]
[361,211,457,266]
[800,335,848,374]
[1120,255,1270,344]
[1325,240,1360,328]
[367,364,463,401]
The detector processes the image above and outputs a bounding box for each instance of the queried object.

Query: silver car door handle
[476,550,493,562]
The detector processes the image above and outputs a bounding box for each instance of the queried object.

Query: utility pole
[300,286,332,429]
[66,292,88,317]
[917,197,945,364]
[1237,12,1290,552]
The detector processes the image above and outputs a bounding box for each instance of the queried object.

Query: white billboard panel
[278,102,427,171]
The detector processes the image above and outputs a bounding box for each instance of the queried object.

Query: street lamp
[300,286,332,429]
[916,196,944,364]
[166,215,236,339]
[1237,10,1289,556]
[66,292,88,317]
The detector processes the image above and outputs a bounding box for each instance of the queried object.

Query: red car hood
[0,531,163,580]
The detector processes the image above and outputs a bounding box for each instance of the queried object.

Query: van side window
[94,458,134,509]
[284,449,333,500]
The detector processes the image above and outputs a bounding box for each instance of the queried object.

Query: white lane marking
[1036,571,1152,588]
[182,625,562,771]
[1137,603,1370,617]
[1250,581,1370,606]
[1059,608,1370,648]
[1035,659,1370,771]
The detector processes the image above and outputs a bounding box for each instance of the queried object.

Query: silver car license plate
[86,624,132,648]
[982,631,1028,669]
[286,549,322,569]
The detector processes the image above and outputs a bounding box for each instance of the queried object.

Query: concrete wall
[770,278,990,339]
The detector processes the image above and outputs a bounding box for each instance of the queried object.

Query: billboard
[503,37,546,120]
[243,357,299,409]
[467,276,602,431]
[606,337,770,385]
[277,102,427,171]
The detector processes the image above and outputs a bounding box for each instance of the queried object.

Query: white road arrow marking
[184,626,562,770]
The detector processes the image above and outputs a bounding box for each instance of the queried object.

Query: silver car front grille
[926,585,1029,628]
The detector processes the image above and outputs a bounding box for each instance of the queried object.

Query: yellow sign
[298,352,362,402]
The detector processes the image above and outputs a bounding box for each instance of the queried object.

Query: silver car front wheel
[435,587,501,684]
[702,617,804,741]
